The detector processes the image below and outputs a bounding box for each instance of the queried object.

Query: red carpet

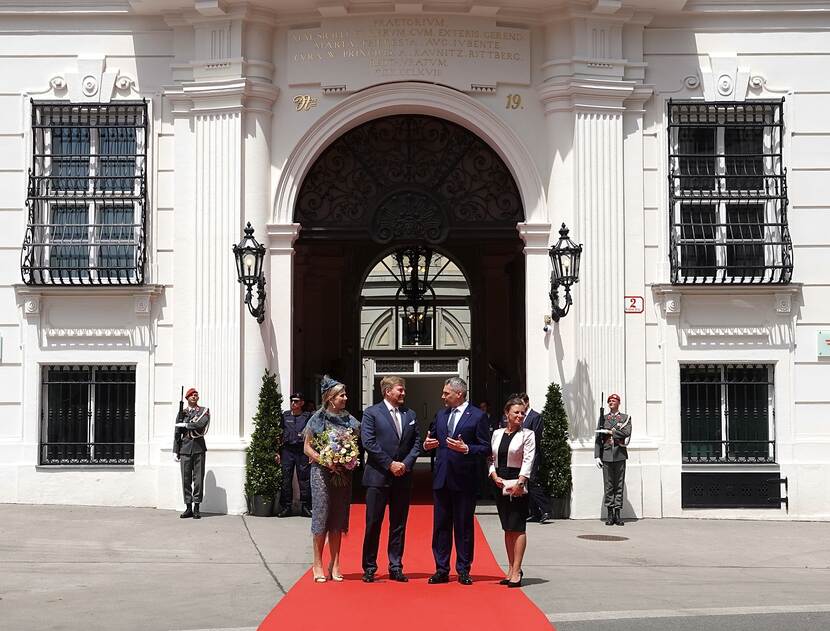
[258,502,554,630]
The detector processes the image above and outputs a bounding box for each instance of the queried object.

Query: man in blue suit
[422,376,491,585]
[360,376,421,583]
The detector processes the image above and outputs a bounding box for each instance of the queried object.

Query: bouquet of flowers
[314,427,359,487]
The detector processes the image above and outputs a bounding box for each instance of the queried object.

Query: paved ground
[2,502,830,631]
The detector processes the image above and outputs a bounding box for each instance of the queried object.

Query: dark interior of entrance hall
[291,114,526,420]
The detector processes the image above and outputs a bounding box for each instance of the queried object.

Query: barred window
[680,364,774,464]
[668,101,793,284]
[40,365,136,465]
[22,101,147,285]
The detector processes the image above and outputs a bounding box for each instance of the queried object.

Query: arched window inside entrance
[360,248,470,430]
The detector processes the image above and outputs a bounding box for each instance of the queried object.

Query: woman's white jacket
[488,428,536,480]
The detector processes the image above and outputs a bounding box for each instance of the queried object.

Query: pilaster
[164,8,278,444]
[538,5,651,436]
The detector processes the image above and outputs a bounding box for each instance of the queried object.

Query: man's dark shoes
[300,505,313,518]
[427,572,449,584]
[539,513,551,524]
[361,570,375,583]
[389,569,409,582]
[276,507,291,518]
[457,573,473,586]
[615,508,625,526]
[192,503,201,519]
[526,514,540,523]
[180,505,193,519]
[605,509,615,526]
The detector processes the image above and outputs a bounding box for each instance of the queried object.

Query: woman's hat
[320,375,342,395]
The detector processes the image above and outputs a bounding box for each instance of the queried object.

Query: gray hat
[320,375,342,395]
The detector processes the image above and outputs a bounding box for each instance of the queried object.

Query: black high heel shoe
[501,570,522,586]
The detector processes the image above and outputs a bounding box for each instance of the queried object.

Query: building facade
[1,0,828,519]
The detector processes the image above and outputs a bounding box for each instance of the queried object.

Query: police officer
[276,392,312,518]
[594,393,631,526]
[174,387,210,519]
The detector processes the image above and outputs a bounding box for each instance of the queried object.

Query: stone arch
[271,82,546,227]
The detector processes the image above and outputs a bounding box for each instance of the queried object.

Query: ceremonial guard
[277,392,312,518]
[594,393,631,526]
[174,387,210,519]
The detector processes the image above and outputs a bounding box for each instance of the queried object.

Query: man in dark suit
[422,377,491,585]
[360,376,421,583]
[521,393,553,524]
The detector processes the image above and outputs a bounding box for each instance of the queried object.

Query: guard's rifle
[595,392,607,439]
[173,386,186,456]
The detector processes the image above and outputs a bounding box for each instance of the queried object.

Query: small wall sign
[818,331,830,358]
[624,296,644,314]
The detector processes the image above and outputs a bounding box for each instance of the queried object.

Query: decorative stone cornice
[538,78,637,113]
[266,223,301,254]
[517,223,553,254]
[651,283,802,318]
[164,77,279,115]
[14,284,164,300]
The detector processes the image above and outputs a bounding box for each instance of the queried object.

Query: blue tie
[448,408,459,436]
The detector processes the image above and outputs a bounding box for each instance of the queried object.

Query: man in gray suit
[594,393,631,526]
[174,387,210,519]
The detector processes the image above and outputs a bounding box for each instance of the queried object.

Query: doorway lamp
[548,223,583,322]
[232,222,267,324]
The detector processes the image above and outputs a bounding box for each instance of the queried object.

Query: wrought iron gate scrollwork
[295,115,523,242]
[372,191,447,244]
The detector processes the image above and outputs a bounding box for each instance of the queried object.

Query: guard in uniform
[594,393,631,526]
[174,387,210,519]
[276,392,312,518]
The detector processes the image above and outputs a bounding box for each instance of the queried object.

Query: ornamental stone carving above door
[294,115,523,242]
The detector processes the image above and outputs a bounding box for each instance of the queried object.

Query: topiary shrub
[244,369,283,505]
[539,382,572,499]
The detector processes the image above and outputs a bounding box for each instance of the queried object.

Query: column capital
[266,223,301,254]
[538,78,636,114]
[518,222,553,254]
[164,78,279,115]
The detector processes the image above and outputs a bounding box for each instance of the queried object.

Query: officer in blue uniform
[276,392,312,518]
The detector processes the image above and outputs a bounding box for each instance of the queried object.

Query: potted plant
[539,382,572,519]
[245,369,283,516]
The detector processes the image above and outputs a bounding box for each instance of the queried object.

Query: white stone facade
[0,0,828,519]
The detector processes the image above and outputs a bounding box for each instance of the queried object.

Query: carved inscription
[287,16,529,92]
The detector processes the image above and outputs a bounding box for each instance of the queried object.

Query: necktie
[391,407,401,437]
[448,408,458,436]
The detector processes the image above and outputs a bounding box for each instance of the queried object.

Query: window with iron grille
[40,365,136,465]
[668,100,793,284]
[680,364,774,464]
[22,101,148,285]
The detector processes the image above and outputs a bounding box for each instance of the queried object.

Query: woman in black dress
[488,397,536,588]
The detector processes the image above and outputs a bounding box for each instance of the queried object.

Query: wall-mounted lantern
[549,223,583,322]
[232,222,266,324]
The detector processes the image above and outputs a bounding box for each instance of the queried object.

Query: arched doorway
[291,114,526,418]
